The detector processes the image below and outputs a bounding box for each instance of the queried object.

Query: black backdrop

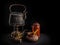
[1,0,48,34]
[0,0,56,45]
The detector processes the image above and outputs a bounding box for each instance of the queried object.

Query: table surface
[1,33,50,45]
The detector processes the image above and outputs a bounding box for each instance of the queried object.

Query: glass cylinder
[32,22,40,37]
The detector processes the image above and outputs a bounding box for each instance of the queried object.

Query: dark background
[0,0,56,45]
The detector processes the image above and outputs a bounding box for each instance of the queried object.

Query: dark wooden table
[1,33,50,45]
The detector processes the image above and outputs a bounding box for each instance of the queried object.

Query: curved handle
[9,4,26,13]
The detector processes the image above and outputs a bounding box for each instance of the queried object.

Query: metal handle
[9,4,26,13]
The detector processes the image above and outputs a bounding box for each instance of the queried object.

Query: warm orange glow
[32,22,40,37]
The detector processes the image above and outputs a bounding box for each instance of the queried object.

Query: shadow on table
[1,33,50,45]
